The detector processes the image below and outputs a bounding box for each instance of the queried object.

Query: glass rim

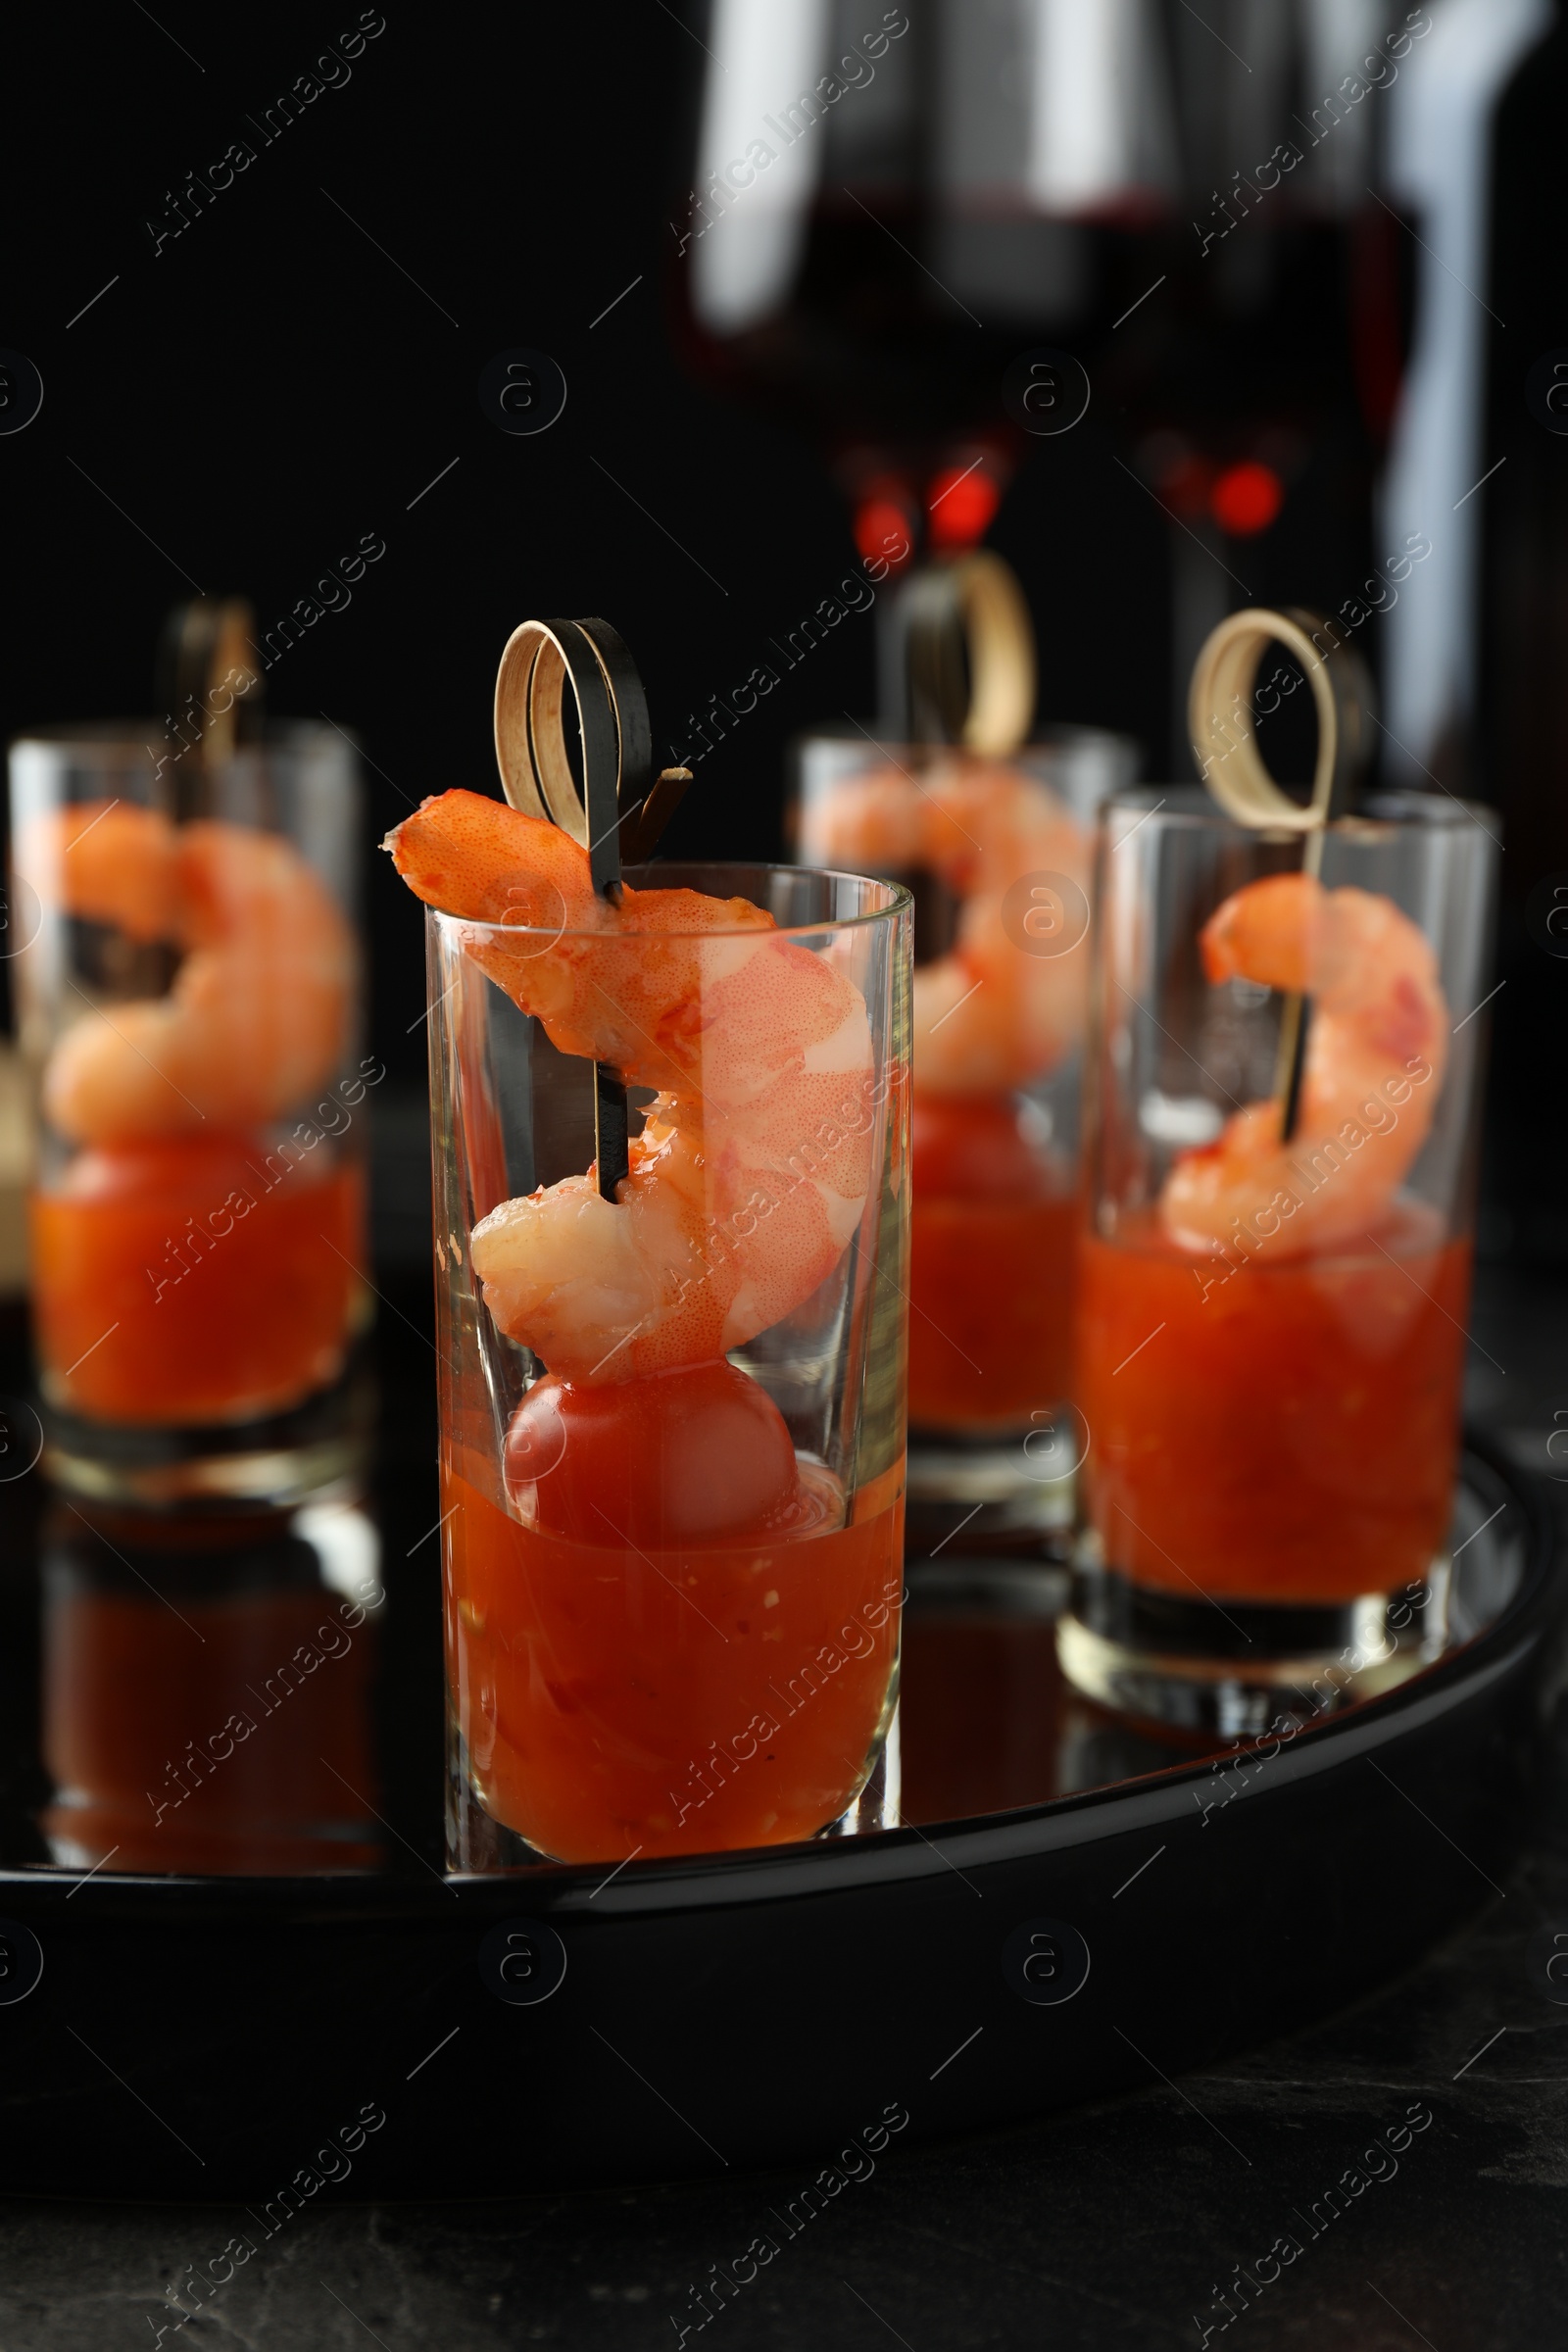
[791,722,1140,756]
[8,717,355,756]
[424,860,913,943]
[1101,782,1500,838]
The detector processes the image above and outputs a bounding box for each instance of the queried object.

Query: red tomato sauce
[907,1092,1078,1430]
[31,1134,365,1424]
[1075,1212,1472,1603]
[443,1363,904,1862]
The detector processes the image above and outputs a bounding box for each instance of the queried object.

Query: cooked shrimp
[387,789,878,1384]
[802,755,1089,1094]
[1159,872,1448,1258]
[21,801,354,1145]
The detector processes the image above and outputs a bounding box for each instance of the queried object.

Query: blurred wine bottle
[1477,0,1568,1262]
[667,0,1418,764]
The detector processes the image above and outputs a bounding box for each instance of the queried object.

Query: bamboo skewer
[902,550,1036,756]
[154,596,262,820]
[881,550,1038,970]
[1188,607,1373,1142]
[493,618,691,1201]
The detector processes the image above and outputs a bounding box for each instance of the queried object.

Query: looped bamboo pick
[493,617,692,1200]
[1188,607,1373,1139]
[155,596,263,817]
[903,551,1037,755]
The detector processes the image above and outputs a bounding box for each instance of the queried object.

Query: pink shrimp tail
[383,790,595,930]
[1200,871,1318,993]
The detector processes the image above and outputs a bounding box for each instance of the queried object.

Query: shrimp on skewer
[1159,871,1449,1258]
[801,755,1090,1094]
[804,755,1092,1434]
[386,789,878,1386]
[19,800,355,1145]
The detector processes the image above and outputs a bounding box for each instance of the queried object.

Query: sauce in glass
[443,1417,904,1861]
[1075,1208,1471,1603]
[32,1134,364,1424]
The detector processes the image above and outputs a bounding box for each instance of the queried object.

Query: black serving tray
[0,1412,1558,2203]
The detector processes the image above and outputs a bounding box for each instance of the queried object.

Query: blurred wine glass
[669,0,1418,757]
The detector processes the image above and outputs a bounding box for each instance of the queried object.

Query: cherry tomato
[505,1358,801,1546]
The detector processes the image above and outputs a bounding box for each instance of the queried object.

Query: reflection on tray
[901,1561,1198,1824]
[0,1446,1527,1875]
[900,1459,1528,1825]
[39,1499,385,1877]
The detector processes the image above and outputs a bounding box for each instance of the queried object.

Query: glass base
[906,1412,1080,1562]
[821,1703,901,1839]
[1056,1553,1451,1740]
[40,1360,374,1511]
[445,1702,903,1874]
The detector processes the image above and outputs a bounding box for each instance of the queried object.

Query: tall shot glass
[428,864,911,1868]
[9,720,372,1507]
[1061,788,1499,1736]
[795,726,1137,1553]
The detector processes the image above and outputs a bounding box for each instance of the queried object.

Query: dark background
[0,2,1174,1083]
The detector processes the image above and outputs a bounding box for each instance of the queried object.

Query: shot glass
[428,862,911,1868]
[1061,788,1499,1735]
[794,727,1138,1552]
[9,721,373,1507]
